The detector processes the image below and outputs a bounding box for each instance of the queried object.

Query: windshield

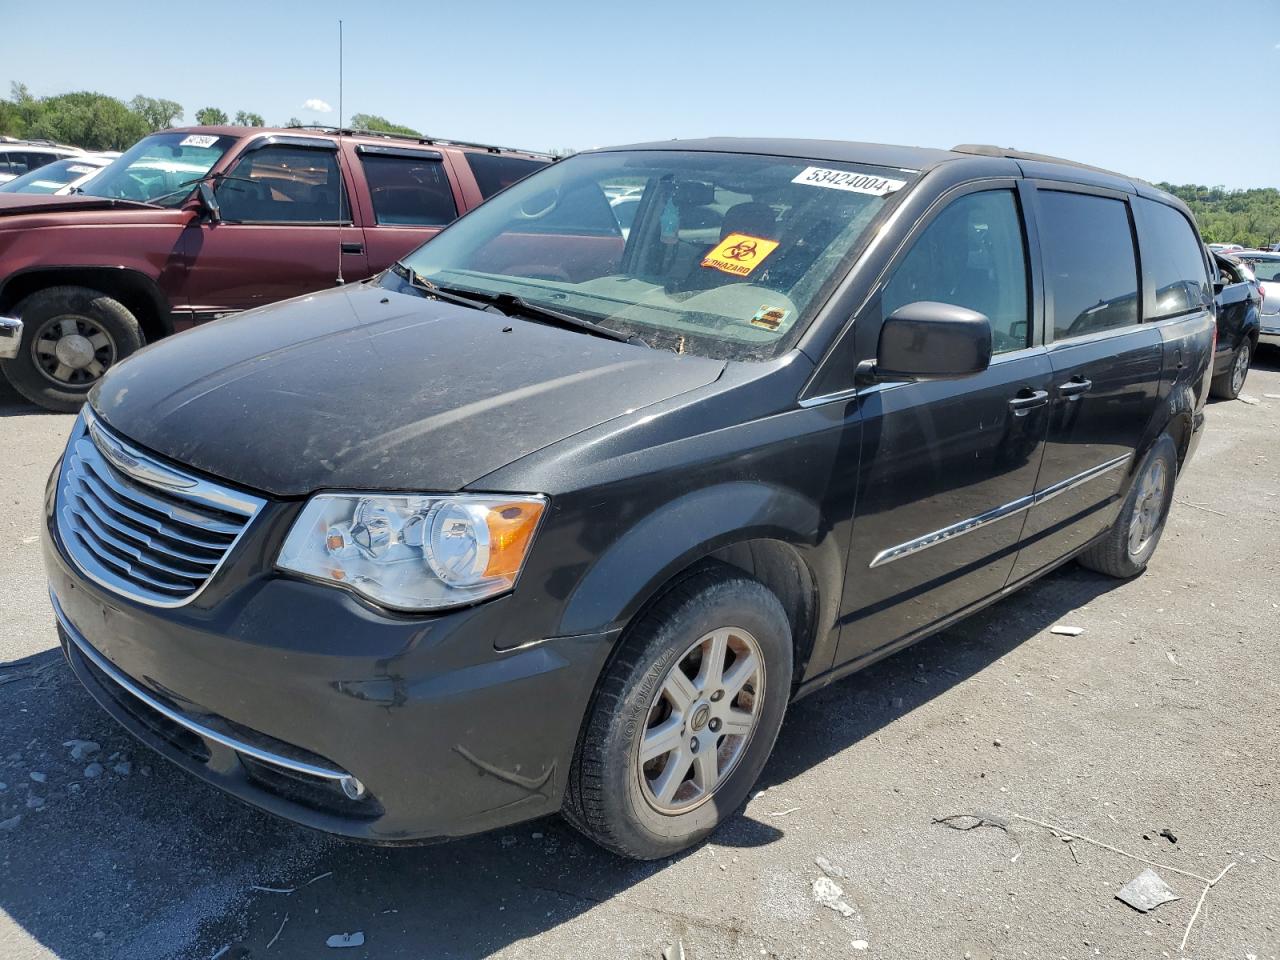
[0,158,98,194]
[80,132,236,205]
[397,150,915,360]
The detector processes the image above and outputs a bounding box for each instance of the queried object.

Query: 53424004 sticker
[178,135,220,149]
[701,233,780,277]
[792,167,906,196]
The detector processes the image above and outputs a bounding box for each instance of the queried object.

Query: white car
[0,138,84,185]
[0,153,119,195]
[1234,250,1280,346]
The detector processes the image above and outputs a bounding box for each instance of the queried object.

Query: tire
[0,286,143,413]
[1078,434,1178,579]
[563,564,793,860]
[1210,339,1252,400]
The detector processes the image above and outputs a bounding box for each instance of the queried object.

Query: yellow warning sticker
[701,233,779,277]
[751,305,790,331]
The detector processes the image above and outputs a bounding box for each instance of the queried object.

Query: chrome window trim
[51,591,363,796]
[868,453,1131,568]
[57,410,266,608]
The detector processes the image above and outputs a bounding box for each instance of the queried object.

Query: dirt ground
[0,357,1276,960]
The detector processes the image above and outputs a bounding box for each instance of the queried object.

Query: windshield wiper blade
[138,173,257,207]
[433,285,638,345]
[392,263,503,314]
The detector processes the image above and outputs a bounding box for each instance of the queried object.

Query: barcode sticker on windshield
[792,167,905,196]
[179,135,219,148]
[66,165,95,174]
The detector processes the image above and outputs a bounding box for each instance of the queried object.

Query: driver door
[177,139,367,315]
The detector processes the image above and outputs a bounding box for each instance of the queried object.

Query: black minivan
[43,139,1214,859]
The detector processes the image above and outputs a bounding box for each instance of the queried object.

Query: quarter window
[217,146,347,224]
[1038,191,1139,340]
[1137,198,1211,319]
[464,153,548,199]
[359,154,457,225]
[882,190,1031,355]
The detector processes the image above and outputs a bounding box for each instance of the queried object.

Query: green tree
[194,106,228,125]
[129,95,183,131]
[1159,183,1280,251]
[285,116,302,128]
[233,110,265,127]
[349,112,420,136]
[24,92,149,150]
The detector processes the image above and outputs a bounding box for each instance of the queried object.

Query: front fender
[555,481,843,644]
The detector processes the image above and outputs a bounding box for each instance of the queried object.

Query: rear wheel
[1078,434,1177,579]
[1210,339,1252,400]
[0,286,143,413]
[564,565,792,860]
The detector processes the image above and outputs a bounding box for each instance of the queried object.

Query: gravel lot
[0,359,1277,960]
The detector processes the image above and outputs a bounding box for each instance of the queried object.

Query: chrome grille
[55,409,265,607]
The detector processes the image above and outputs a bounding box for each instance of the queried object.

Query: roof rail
[950,144,1142,183]
[0,136,81,151]
[284,125,549,158]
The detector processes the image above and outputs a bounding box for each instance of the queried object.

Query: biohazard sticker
[792,166,905,196]
[701,233,779,277]
[179,135,219,148]
[751,305,790,331]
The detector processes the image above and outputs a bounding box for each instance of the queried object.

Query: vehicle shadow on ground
[0,377,60,419]
[0,562,1121,960]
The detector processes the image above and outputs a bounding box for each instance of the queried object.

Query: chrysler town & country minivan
[43,139,1214,859]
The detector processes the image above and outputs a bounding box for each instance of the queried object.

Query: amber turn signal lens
[483,501,546,580]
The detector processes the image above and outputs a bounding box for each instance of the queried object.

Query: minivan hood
[91,282,725,497]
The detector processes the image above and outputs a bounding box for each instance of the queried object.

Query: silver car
[1235,251,1280,346]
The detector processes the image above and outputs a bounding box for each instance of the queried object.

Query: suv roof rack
[285,125,549,158]
[950,143,1141,183]
[0,135,81,151]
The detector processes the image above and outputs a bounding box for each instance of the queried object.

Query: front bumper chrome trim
[51,590,366,799]
[0,316,22,360]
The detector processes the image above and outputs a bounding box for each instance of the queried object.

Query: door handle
[1057,377,1092,399]
[1008,388,1050,416]
[341,242,364,255]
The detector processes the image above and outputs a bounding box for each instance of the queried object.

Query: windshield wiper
[435,284,641,345]
[134,172,257,207]
[392,263,504,314]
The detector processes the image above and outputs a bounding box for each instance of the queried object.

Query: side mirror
[865,301,993,382]
[197,180,220,222]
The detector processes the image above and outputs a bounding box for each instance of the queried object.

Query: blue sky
[4,0,1277,187]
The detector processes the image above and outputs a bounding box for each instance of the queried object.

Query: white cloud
[302,98,333,113]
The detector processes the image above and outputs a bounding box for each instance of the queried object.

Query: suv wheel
[1210,339,1252,400]
[1,286,143,413]
[1078,434,1177,579]
[564,564,792,860]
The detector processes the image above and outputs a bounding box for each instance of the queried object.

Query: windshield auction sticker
[701,233,780,277]
[179,135,219,148]
[792,167,906,195]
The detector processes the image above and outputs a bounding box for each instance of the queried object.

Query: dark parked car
[0,126,549,411]
[1209,251,1261,398]
[43,139,1214,859]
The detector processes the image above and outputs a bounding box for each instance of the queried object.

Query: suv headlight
[277,493,547,611]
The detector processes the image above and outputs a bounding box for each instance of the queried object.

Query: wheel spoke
[86,360,106,378]
[640,715,684,764]
[691,748,719,793]
[662,668,699,713]
[35,340,56,356]
[698,629,728,692]
[721,650,758,700]
[88,332,110,350]
[59,318,78,338]
[53,363,73,382]
[719,708,754,737]
[651,747,691,804]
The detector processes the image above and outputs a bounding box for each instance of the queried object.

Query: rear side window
[464,153,547,199]
[360,154,457,226]
[1038,191,1139,340]
[1137,198,1211,319]
[882,190,1030,355]
[217,146,347,224]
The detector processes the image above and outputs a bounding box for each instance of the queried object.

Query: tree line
[0,82,421,150]
[1158,183,1280,250]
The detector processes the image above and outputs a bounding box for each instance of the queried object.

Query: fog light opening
[340,776,366,800]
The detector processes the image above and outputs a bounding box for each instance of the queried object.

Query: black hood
[90,282,724,497]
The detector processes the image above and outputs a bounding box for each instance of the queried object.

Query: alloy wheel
[638,627,765,814]
[32,314,116,388]
[1128,457,1168,556]
[1230,346,1249,395]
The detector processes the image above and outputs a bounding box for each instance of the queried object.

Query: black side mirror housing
[865,301,993,383]
[197,180,221,222]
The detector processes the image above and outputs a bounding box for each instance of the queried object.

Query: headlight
[277,493,546,611]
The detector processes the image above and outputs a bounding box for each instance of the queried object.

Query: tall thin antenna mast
[335,18,345,286]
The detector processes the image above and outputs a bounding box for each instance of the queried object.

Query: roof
[594,137,960,172]
[161,126,550,159]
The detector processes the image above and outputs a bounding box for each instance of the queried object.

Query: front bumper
[44,506,618,844]
[0,315,21,360]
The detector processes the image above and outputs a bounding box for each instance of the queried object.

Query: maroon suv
[0,126,549,410]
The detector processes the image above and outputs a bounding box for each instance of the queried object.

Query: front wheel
[0,286,144,413]
[1078,434,1177,579]
[1210,339,1252,400]
[564,565,793,860]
